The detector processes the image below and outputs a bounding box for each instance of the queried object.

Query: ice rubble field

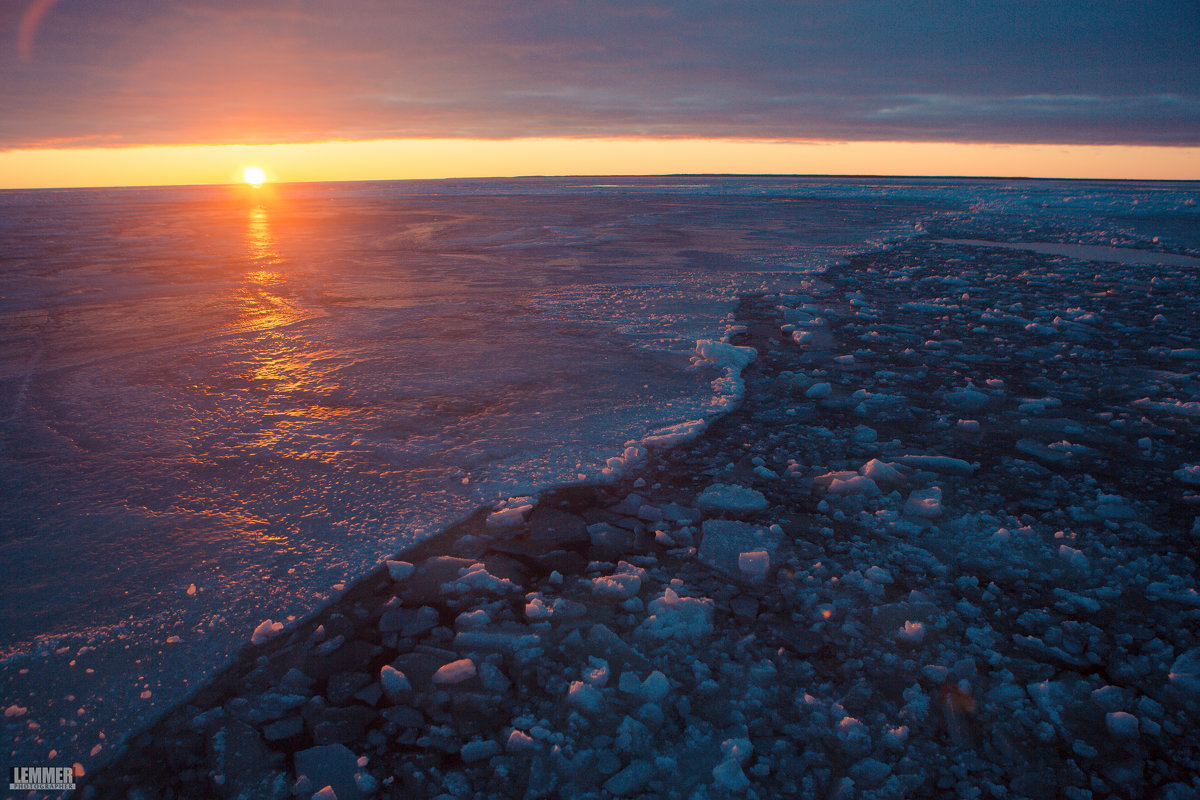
[84,232,1200,799]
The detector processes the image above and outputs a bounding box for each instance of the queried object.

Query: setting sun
[241,165,267,186]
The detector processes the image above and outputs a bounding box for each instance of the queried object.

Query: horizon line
[4,172,1200,194]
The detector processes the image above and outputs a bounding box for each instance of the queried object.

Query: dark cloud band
[2,0,1197,149]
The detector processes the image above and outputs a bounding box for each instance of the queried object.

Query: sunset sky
[2,0,1199,188]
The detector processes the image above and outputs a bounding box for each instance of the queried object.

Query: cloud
[2,0,1197,149]
[16,0,66,62]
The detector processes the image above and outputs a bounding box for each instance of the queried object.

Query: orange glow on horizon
[1,137,1198,189]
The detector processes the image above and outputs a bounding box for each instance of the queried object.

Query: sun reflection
[187,195,365,550]
[232,201,346,439]
[246,205,278,265]
[236,203,306,333]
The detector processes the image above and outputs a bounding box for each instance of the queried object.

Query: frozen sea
[1,176,1197,772]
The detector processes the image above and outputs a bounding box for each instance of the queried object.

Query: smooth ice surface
[0,176,924,767]
[940,239,1200,267]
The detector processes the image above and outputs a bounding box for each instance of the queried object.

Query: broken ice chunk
[696,483,768,515]
[444,562,519,595]
[852,424,877,442]
[592,562,644,600]
[566,681,604,714]
[883,725,909,751]
[904,487,943,519]
[752,465,778,480]
[694,339,757,369]
[738,551,771,582]
[457,609,491,629]
[250,619,284,645]
[1168,648,1200,695]
[294,744,359,800]
[380,665,412,702]
[1132,398,1200,417]
[814,470,858,489]
[640,671,670,703]
[865,566,893,584]
[506,729,536,753]
[896,455,974,476]
[524,596,552,622]
[896,622,926,646]
[592,573,642,600]
[712,759,749,792]
[859,459,906,490]
[460,739,501,763]
[1094,494,1137,521]
[945,387,989,412]
[1105,711,1140,739]
[1057,545,1089,572]
[698,519,780,575]
[583,657,610,687]
[827,475,881,497]
[385,560,415,581]
[618,672,642,694]
[1174,464,1200,486]
[1017,397,1063,414]
[712,738,753,792]
[850,758,892,786]
[638,587,714,640]
[836,716,872,758]
[485,503,532,532]
[640,419,707,450]
[604,759,657,796]
[432,659,476,685]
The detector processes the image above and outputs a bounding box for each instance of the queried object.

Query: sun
[241,165,267,187]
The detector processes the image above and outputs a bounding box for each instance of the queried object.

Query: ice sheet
[0,176,929,767]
